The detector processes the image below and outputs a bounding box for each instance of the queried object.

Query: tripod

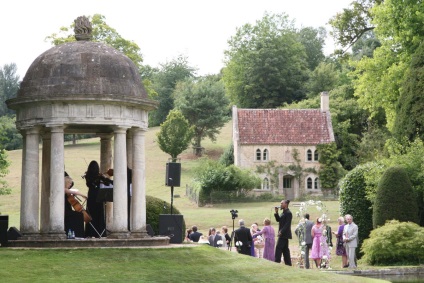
[228,216,236,251]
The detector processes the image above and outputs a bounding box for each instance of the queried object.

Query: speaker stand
[170,185,174,215]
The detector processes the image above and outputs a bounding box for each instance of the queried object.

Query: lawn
[0,246,386,283]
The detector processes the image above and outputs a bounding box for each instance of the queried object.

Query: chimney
[320,91,329,112]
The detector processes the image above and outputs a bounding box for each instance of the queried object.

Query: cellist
[64,176,87,238]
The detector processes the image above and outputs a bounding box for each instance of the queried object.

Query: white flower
[217,240,223,246]
[296,212,300,217]
[322,255,328,260]
[318,217,323,222]
[236,241,243,247]
[323,229,327,234]
[301,241,306,246]
[308,200,315,205]
[320,242,323,246]
[301,251,305,255]
[301,202,305,206]
[317,207,322,211]
[329,246,333,251]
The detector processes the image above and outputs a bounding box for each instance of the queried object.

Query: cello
[67,194,92,223]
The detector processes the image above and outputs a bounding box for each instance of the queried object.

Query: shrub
[361,220,424,265]
[339,164,373,258]
[373,166,419,228]
[146,195,185,242]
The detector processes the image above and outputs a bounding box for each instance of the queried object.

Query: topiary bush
[373,166,419,228]
[339,163,374,258]
[146,195,185,242]
[361,220,424,265]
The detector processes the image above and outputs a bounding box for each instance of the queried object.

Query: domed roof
[17,16,147,99]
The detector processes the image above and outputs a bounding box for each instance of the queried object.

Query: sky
[0,0,352,79]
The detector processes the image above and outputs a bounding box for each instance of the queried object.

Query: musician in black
[84,160,112,238]
[64,176,86,238]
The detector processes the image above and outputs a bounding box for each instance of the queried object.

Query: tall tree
[298,26,326,71]
[393,42,424,142]
[350,0,424,131]
[329,0,380,54]
[156,109,194,162]
[149,56,196,127]
[0,63,20,116]
[223,12,309,108]
[174,75,230,156]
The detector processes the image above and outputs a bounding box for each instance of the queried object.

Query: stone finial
[74,16,92,41]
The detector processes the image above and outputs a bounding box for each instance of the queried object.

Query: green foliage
[0,63,20,116]
[298,26,326,71]
[328,0,378,53]
[0,115,22,150]
[306,62,339,98]
[361,220,424,265]
[219,143,234,166]
[149,56,196,126]
[174,75,230,156]
[223,12,309,108]
[317,143,344,191]
[193,158,260,205]
[156,109,194,162]
[339,164,374,258]
[373,166,419,228]
[0,148,11,195]
[393,41,424,142]
[146,195,185,240]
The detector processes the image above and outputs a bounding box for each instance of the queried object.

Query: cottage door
[283,176,295,200]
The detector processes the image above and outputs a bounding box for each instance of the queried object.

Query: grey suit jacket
[304,220,314,245]
[209,234,222,247]
[343,222,358,248]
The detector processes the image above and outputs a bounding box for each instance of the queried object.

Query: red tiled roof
[236,108,334,145]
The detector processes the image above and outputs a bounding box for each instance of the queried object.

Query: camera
[230,209,238,220]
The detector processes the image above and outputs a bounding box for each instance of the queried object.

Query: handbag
[337,239,344,247]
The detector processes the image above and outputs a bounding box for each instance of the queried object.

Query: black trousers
[275,238,292,266]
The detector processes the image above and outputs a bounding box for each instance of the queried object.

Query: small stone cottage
[232,92,335,199]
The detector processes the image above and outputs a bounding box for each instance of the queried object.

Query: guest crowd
[185,199,358,269]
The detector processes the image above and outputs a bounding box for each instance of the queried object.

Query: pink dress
[252,225,275,262]
[310,225,330,260]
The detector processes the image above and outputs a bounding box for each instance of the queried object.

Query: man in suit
[189,225,203,242]
[208,227,222,247]
[295,213,313,269]
[234,219,252,255]
[274,199,293,265]
[343,214,358,268]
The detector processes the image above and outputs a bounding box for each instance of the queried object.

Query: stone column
[131,128,148,238]
[20,127,40,238]
[109,126,129,238]
[99,134,113,230]
[40,133,51,234]
[126,130,133,231]
[48,126,66,238]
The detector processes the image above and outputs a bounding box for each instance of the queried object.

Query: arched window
[263,178,270,190]
[263,149,268,161]
[307,149,312,161]
[314,177,319,189]
[256,149,261,161]
[314,150,319,161]
[307,177,313,189]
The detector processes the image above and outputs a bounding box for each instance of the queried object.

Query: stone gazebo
[6,16,166,246]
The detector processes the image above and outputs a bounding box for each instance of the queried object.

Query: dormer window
[256,149,261,161]
[307,149,312,161]
[314,150,319,161]
[263,149,268,161]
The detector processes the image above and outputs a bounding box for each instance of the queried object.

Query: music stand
[93,183,113,237]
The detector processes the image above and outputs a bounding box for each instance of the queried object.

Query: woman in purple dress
[311,218,330,268]
[332,216,348,268]
[252,218,275,261]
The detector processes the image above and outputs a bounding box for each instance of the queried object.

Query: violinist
[64,176,87,238]
[84,160,112,238]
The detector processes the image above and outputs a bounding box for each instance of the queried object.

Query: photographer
[274,199,292,266]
